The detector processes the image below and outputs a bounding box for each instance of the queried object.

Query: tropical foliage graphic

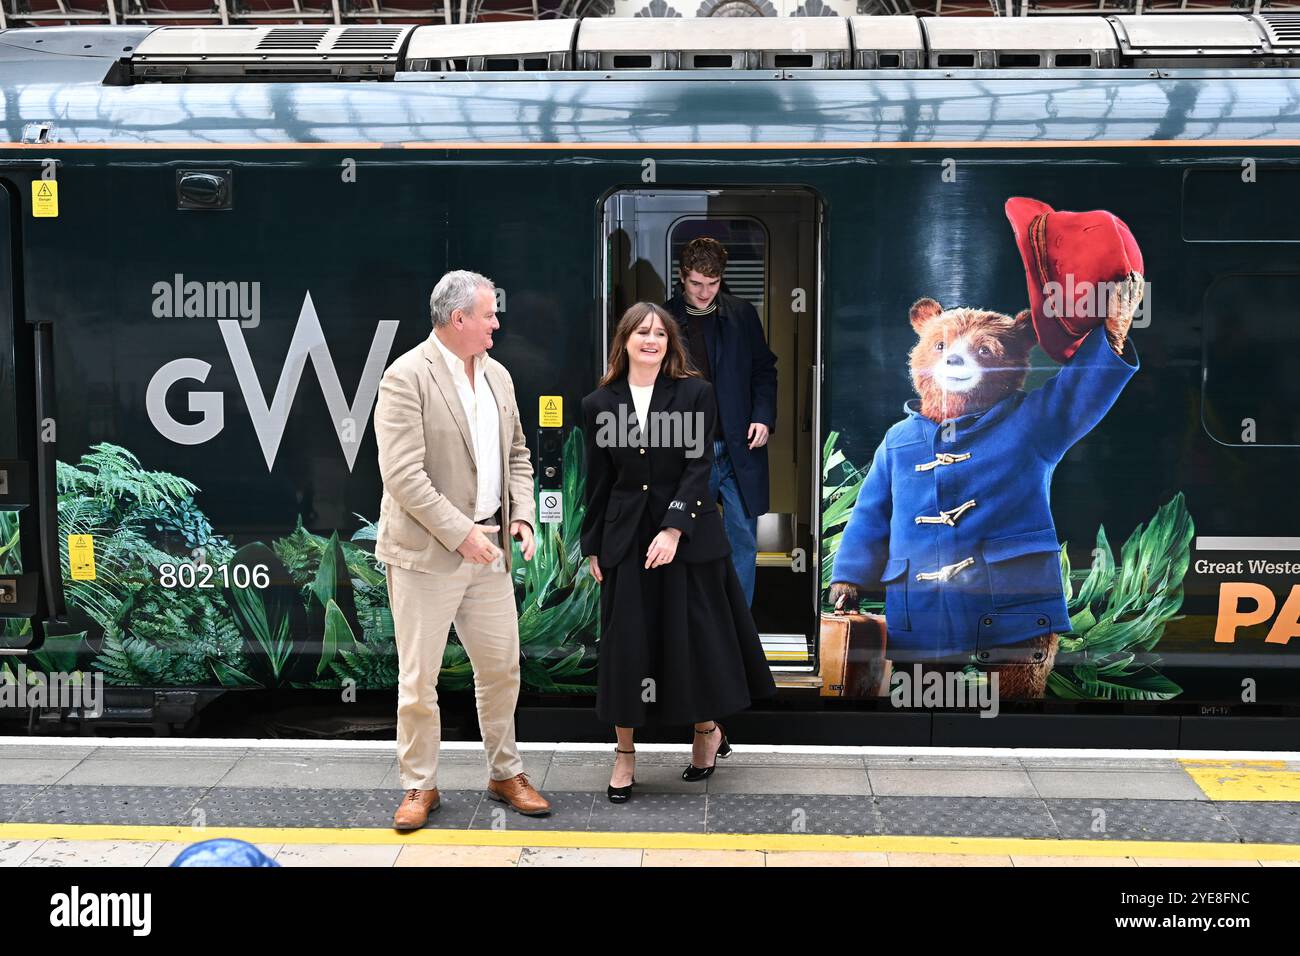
[818,431,1189,701]
[2,436,599,693]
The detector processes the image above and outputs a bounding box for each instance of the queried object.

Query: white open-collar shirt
[431,330,502,523]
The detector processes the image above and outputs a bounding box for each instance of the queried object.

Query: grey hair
[429,270,494,328]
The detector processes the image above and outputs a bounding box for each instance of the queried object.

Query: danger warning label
[32,180,58,218]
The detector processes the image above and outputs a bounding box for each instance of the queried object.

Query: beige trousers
[388,530,524,790]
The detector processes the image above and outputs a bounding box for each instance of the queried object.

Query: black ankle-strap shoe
[607,746,636,803]
[681,723,730,782]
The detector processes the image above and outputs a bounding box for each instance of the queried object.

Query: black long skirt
[595,507,777,728]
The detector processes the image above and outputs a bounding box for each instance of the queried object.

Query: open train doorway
[600,187,823,688]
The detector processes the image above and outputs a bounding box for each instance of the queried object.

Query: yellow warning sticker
[68,534,95,581]
[539,395,563,427]
[32,180,58,218]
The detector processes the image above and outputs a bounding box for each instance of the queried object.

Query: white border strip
[0,736,1297,761]
[1196,536,1300,551]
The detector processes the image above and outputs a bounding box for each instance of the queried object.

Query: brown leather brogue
[485,773,551,816]
[393,787,440,831]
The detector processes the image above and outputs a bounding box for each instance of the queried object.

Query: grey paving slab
[863,754,1024,770]
[1046,799,1242,843]
[869,767,1038,798]
[192,787,377,828]
[0,745,98,762]
[12,786,206,827]
[59,753,243,788]
[587,792,707,833]
[1018,757,1186,773]
[706,766,872,796]
[712,752,872,770]
[0,785,45,822]
[217,754,395,789]
[469,790,594,831]
[1215,802,1300,845]
[380,750,551,789]
[352,788,481,830]
[1028,769,1207,801]
[707,793,881,836]
[0,757,85,785]
[877,796,1059,839]
[548,750,690,768]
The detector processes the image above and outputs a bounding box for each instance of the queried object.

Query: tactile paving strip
[707,793,882,835]
[0,785,46,821]
[876,796,1059,839]
[10,786,207,827]
[587,792,707,833]
[4,784,1300,844]
[1214,801,1300,844]
[1044,799,1240,843]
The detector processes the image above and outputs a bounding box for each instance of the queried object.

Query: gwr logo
[146,292,400,471]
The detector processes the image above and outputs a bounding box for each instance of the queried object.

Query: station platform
[2,738,1299,867]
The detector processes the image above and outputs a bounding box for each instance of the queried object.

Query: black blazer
[581,372,731,568]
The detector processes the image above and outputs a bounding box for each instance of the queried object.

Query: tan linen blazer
[373,331,536,575]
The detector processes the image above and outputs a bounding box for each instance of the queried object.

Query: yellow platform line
[2,823,1298,862]
[1181,760,1300,802]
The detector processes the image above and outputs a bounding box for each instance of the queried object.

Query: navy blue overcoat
[665,292,778,518]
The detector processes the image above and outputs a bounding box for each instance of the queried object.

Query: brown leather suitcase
[818,611,891,697]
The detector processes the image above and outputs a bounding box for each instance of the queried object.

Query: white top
[431,331,502,522]
[629,382,654,432]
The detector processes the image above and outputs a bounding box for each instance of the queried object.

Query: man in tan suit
[375,269,550,829]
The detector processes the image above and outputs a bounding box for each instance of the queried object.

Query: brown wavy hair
[599,302,701,387]
[679,237,729,278]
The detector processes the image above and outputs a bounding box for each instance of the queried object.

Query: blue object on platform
[170,838,280,867]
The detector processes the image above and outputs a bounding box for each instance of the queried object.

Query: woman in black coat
[581,302,776,802]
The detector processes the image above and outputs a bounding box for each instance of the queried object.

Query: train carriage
[1,14,1298,746]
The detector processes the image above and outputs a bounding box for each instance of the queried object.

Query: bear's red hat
[1004,197,1143,362]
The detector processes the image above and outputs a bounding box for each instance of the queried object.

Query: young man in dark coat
[664,238,778,606]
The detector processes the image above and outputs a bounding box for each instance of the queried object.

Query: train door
[601,187,823,687]
[0,180,42,655]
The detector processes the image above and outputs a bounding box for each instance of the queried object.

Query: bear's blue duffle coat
[831,329,1138,660]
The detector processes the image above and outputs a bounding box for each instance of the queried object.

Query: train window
[1184,169,1300,242]
[1202,273,1300,446]
[669,217,769,325]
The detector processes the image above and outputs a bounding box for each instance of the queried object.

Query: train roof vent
[848,16,924,70]
[1254,13,1300,51]
[1108,14,1275,64]
[575,16,849,71]
[256,28,329,51]
[127,25,412,82]
[921,15,1119,69]
[404,21,577,73]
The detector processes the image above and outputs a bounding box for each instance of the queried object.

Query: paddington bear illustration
[829,198,1145,698]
